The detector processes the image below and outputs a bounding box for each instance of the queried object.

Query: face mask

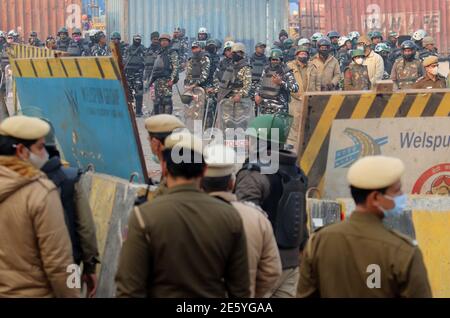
[60,34,68,41]
[232,53,243,62]
[403,53,414,61]
[298,56,308,64]
[319,50,329,59]
[28,149,49,170]
[133,40,141,46]
[354,57,364,65]
[73,35,81,42]
[356,45,364,51]
[378,194,407,217]
[192,51,202,59]
[430,67,438,76]
[206,46,216,54]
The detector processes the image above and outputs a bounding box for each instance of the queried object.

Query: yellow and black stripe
[8,44,57,59]
[11,56,121,81]
[299,91,450,190]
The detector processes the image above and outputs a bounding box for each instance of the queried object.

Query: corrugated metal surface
[107,0,288,49]
[0,0,83,40]
[106,0,125,40]
[299,0,450,53]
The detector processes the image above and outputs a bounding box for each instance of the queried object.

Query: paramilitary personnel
[297,156,432,298]
[184,41,210,88]
[414,56,447,89]
[143,32,161,87]
[150,34,179,115]
[91,31,111,57]
[56,27,71,52]
[28,31,43,47]
[310,37,341,91]
[115,132,250,298]
[249,42,269,99]
[110,31,129,58]
[67,28,90,57]
[124,34,146,117]
[255,48,299,115]
[343,49,371,91]
[235,115,309,298]
[390,40,424,90]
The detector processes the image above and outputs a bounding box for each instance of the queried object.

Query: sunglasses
[7,37,13,39]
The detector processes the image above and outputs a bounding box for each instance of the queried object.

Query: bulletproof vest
[347,64,371,90]
[258,65,289,99]
[395,58,424,88]
[67,40,82,56]
[250,54,268,82]
[239,155,308,249]
[144,44,160,72]
[56,38,71,52]
[206,52,220,84]
[190,53,204,81]
[219,58,248,90]
[338,49,351,72]
[171,39,181,53]
[125,44,145,70]
[216,57,232,83]
[42,158,83,264]
[151,48,172,79]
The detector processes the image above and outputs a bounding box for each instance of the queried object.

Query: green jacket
[115,183,250,298]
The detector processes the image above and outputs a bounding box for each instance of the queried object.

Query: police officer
[215,40,234,84]
[386,31,399,50]
[40,120,100,298]
[115,132,250,298]
[274,29,289,50]
[420,36,438,60]
[144,32,161,86]
[370,31,383,49]
[110,31,128,58]
[67,28,90,57]
[282,39,296,62]
[197,27,209,48]
[91,31,110,56]
[172,27,188,69]
[391,40,424,90]
[327,30,340,57]
[298,38,317,59]
[356,35,384,87]
[344,49,371,91]
[310,37,342,91]
[414,56,447,89]
[250,42,269,99]
[205,39,221,86]
[56,27,71,52]
[255,48,299,115]
[337,36,352,72]
[348,31,360,49]
[202,144,282,298]
[28,31,43,47]
[45,36,57,50]
[184,41,210,88]
[150,34,179,115]
[87,29,99,50]
[298,156,432,298]
[412,29,428,60]
[235,114,309,298]
[124,34,146,117]
[374,43,393,78]
[215,42,252,103]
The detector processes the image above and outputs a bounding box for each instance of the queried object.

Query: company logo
[412,163,450,196]
[335,128,388,168]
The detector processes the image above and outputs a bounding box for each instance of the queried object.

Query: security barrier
[79,172,152,298]
[317,196,450,298]
[7,43,64,59]
[298,90,450,190]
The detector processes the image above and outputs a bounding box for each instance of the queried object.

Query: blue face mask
[379,194,407,217]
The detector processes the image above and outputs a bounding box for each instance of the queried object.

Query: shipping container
[106,0,289,50]
[298,0,450,53]
[0,0,83,41]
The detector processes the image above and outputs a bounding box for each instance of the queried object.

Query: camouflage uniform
[390,58,424,89]
[337,47,351,73]
[151,47,180,115]
[215,59,252,102]
[56,38,71,52]
[67,39,91,57]
[256,64,299,115]
[344,63,371,91]
[124,43,146,115]
[249,53,269,98]
[172,37,189,69]
[91,43,111,56]
[184,52,210,87]
[144,43,160,84]
[413,74,447,89]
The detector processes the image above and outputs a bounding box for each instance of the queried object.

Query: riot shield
[143,83,155,115]
[5,65,14,116]
[182,86,206,132]
[216,97,255,131]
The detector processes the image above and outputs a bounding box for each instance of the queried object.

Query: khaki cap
[347,156,405,190]
[358,35,371,46]
[145,115,185,134]
[423,55,438,67]
[159,33,172,41]
[0,116,50,140]
[164,132,204,155]
[422,36,435,46]
[204,144,237,177]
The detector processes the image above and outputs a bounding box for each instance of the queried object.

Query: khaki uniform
[310,55,342,91]
[298,212,432,298]
[363,50,384,85]
[210,192,282,298]
[115,183,250,298]
[286,61,320,150]
[413,74,447,89]
[391,58,424,89]
[0,156,79,298]
[344,63,371,91]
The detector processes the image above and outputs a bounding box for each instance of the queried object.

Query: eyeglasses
[428,64,439,68]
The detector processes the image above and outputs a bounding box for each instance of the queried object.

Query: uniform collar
[209,191,237,203]
[166,183,201,195]
[349,211,384,225]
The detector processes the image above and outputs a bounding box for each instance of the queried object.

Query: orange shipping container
[299,0,450,53]
[0,0,82,41]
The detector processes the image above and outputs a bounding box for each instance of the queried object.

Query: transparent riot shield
[5,65,15,116]
[216,97,255,131]
[182,86,206,133]
[143,83,155,115]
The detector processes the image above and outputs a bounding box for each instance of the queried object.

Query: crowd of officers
[0,113,432,298]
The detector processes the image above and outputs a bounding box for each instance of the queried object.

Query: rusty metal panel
[299,0,450,53]
[0,0,82,41]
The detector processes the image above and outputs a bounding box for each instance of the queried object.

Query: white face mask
[354,57,364,65]
[430,67,438,76]
[28,149,49,170]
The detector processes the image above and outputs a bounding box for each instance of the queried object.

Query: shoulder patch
[388,229,418,247]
